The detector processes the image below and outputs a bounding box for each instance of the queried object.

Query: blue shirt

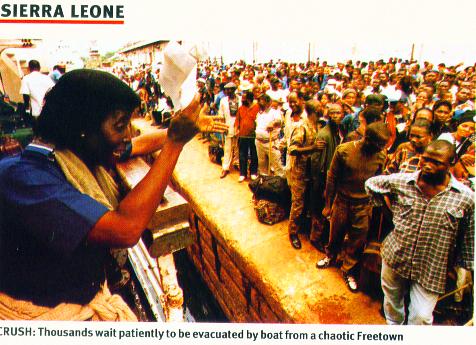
[342,110,360,135]
[49,69,62,84]
[0,144,109,306]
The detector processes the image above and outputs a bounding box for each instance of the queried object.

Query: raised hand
[196,103,228,133]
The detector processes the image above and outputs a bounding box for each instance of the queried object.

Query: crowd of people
[188,57,475,325]
[0,54,473,325]
[109,56,474,325]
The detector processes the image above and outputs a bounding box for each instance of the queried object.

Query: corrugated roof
[119,40,169,53]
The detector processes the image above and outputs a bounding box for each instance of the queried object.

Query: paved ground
[170,134,385,324]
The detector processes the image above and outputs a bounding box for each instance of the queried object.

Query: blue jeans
[381,261,439,325]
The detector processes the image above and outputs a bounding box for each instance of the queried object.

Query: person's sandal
[316,256,332,269]
[343,272,358,293]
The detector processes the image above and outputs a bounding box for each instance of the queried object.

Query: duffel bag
[254,198,288,225]
[248,175,291,208]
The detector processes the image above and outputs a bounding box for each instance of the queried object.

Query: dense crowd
[115,56,475,325]
[1,54,472,325]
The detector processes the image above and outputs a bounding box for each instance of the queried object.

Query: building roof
[119,40,169,54]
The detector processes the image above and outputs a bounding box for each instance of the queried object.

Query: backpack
[248,175,291,208]
[249,175,291,225]
[253,198,288,225]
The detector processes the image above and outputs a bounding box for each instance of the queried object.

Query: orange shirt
[235,103,259,137]
[385,112,397,149]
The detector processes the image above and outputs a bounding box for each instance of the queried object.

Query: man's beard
[420,170,447,185]
[291,109,302,118]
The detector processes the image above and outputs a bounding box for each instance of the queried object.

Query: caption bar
[1,326,404,342]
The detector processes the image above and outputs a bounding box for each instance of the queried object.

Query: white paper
[158,42,207,110]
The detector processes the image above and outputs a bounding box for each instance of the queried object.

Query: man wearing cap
[323,78,341,99]
[196,78,207,98]
[219,82,240,178]
[341,88,360,115]
[255,94,284,177]
[317,123,390,293]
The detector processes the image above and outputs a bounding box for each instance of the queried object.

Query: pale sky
[2,0,476,65]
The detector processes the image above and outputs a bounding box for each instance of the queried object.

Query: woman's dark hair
[398,76,413,95]
[243,90,254,103]
[36,69,140,149]
[432,99,452,113]
[360,106,382,125]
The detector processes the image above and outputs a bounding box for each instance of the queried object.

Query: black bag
[208,142,223,165]
[248,175,291,209]
[151,110,163,125]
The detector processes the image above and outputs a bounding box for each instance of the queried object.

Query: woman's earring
[80,133,86,139]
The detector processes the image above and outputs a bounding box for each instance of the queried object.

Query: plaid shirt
[384,143,422,175]
[365,172,474,294]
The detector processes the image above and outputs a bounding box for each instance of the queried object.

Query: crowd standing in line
[110,56,474,325]
[1,54,473,325]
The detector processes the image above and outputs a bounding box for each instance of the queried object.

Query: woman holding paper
[0,68,226,321]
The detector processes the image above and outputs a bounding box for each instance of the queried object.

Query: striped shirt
[365,172,474,294]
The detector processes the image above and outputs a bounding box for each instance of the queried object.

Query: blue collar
[24,143,55,161]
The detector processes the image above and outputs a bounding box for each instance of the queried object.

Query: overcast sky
[3,0,476,65]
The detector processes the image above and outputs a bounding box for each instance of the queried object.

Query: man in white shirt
[267,77,289,111]
[379,72,396,99]
[20,60,54,120]
[219,82,240,178]
[255,94,284,177]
